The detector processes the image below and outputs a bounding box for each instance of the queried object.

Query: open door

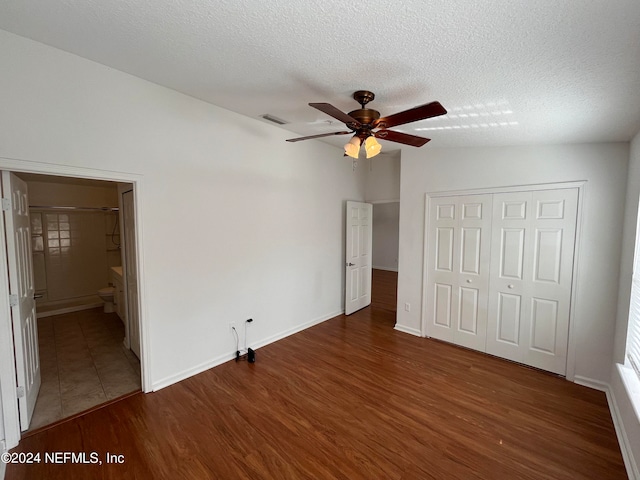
[345,201,373,315]
[122,190,140,358]
[1,171,40,431]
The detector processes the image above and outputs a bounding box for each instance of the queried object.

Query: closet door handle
[33,294,43,299]
[346,262,355,267]
[466,279,472,283]
[507,285,514,289]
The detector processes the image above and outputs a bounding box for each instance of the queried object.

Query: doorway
[371,201,399,312]
[0,166,146,449]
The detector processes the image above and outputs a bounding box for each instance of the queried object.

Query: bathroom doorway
[0,171,143,435]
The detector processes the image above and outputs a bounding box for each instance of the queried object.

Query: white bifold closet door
[426,188,578,375]
[425,194,492,351]
[486,189,578,375]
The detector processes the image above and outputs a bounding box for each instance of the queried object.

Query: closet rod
[29,205,119,212]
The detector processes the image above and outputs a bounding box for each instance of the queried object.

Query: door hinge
[1,197,10,211]
[9,294,18,307]
[16,386,25,398]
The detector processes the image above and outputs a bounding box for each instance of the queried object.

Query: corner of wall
[613,131,640,364]
[608,364,640,480]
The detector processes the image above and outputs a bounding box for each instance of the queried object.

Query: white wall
[611,129,640,475]
[397,143,629,383]
[367,152,401,271]
[365,152,400,201]
[0,30,366,391]
[372,202,399,271]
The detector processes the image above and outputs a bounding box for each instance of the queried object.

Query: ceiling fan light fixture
[365,136,382,158]
[344,136,361,159]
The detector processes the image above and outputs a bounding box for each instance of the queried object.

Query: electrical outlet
[404,302,411,312]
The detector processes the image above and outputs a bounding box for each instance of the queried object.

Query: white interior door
[486,188,578,375]
[2,171,40,431]
[345,201,372,315]
[425,195,492,350]
[122,190,140,358]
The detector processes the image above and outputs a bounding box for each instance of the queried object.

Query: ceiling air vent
[260,114,288,125]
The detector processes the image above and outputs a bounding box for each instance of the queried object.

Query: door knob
[33,294,43,299]
[507,284,514,289]
[466,279,472,283]
[346,262,355,267]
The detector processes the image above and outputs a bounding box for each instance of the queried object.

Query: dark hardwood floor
[6,272,626,479]
[371,268,398,312]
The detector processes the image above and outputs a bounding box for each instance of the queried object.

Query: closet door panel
[426,197,458,343]
[523,189,578,374]
[486,192,532,363]
[426,194,492,351]
[486,188,578,374]
[496,292,521,345]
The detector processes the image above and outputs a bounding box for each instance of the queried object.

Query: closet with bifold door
[425,186,579,375]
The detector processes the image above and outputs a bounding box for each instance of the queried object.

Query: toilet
[97,287,116,313]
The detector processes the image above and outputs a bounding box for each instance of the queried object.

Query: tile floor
[28,307,141,432]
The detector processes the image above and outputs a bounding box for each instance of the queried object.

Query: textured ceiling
[1,0,639,151]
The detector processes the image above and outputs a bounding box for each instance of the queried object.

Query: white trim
[152,309,343,391]
[251,309,343,351]
[421,181,586,382]
[372,266,398,272]
[0,156,143,182]
[425,181,587,198]
[0,455,5,480]
[127,183,150,393]
[573,375,609,392]
[0,172,21,450]
[394,324,422,337]
[614,367,640,480]
[421,193,433,338]
[564,183,586,381]
[574,374,639,480]
[369,199,400,204]
[618,363,640,422]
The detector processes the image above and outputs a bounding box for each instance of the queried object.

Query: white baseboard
[152,309,343,391]
[393,324,422,337]
[250,309,343,351]
[37,302,103,318]
[574,375,639,480]
[372,266,398,272]
[152,350,236,391]
[573,375,609,392]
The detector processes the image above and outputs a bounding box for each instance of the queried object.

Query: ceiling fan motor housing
[347,108,380,130]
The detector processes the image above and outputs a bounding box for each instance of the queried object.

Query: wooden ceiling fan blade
[309,103,362,128]
[286,131,351,142]
[374,130,431,147]
[374,101,447,129]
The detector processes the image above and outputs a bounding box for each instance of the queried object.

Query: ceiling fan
[286,90,447,159]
